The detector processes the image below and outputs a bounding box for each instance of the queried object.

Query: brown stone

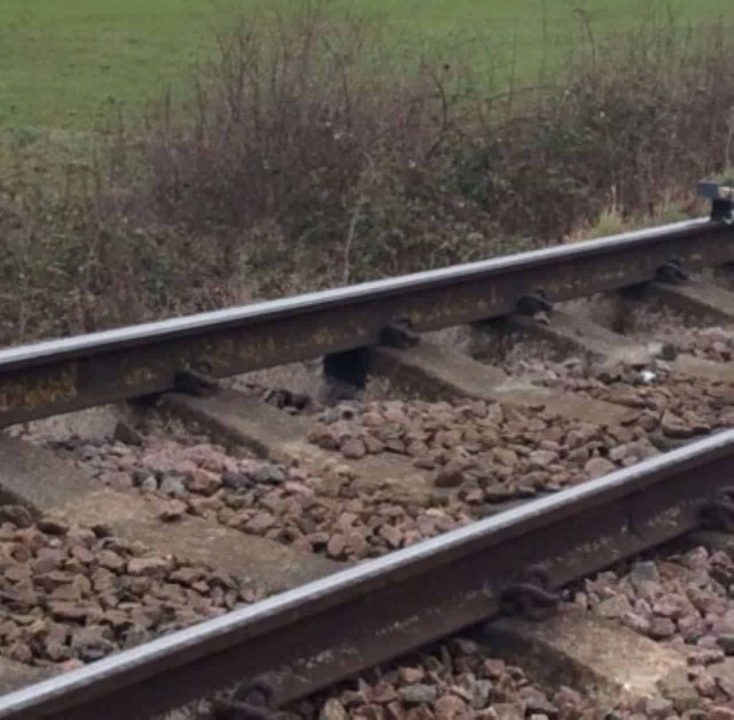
[434,695,470,720]
[327,534,347,558]
[187,468,222,496]
[399,667,426,684]
[49,602,90,621]
[157,500,188,523]
[97,550,125,572]
[379,525,403,549]
[126,557,173,578]
[320,699,349,720]
[661,411,695,439]
[244,512,275,535]
[657,667,700,713]
[369,683,398,705]
[341,438,367,460]
[434,466,464,489]
[490,704,524,720]
[584,457,615,478]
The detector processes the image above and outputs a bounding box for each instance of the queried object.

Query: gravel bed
[48,428,476,562]
[572,541,734,716]
[636,320,734,362]
[542,363,734,442]
[481,355,734,445]
[307,398,658,498]
[37,393,657,563]
[0,507,262,670]
[612,291,734,355]
[475,300,734,444]
[284,637,608,720]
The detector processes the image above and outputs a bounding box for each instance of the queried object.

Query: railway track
[0,184,734,718]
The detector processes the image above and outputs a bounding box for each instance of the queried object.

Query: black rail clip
[380,316,420,348]
[517,290,553,316]
[214,677,282,720]
[656,258,688,285]
[174,368,219,397]
[501,567,561,620]
[701,487,734,533]
[698,180,734,224]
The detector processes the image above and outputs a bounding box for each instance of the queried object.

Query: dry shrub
[127,4,504,293]
[2,5,734,343]
[453,18,734,241]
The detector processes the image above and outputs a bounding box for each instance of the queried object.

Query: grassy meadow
[1,0,731,131]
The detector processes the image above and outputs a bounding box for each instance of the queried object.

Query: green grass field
[0,0,731,131]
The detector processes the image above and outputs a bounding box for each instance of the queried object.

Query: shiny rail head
[0,216,715,371]
[1,429,734,720]
[0,213,732,429]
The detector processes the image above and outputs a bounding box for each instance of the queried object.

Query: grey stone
[221,471,253,491]
[584,457,615,478]
[491,703,524,720]
[519,687,557,716]
[657,667,700,713]
[529,450,558,466]
[648,617,676,640]
[319,699,348,720]
[70,625,116,662]
[253,464,287,485]
[596,594,632,619]
[113,422,143,446]
[140,476,158,493]
[159,476,186,497]
[398,684,439,705]
[471,680,493,709]
[645,696,674,718]
[629,561,660,590]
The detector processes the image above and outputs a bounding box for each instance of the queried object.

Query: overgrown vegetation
[1,4,734,344]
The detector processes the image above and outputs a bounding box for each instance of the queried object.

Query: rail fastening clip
[698,180,734,224]
[501,567,561,621]
[214,676,283,720]
[380,316,421,348]
[656,258,688,285]
[517,290,553,317]
[700,487,734,533]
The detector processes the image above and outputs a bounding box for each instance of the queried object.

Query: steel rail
[0,429,733,720]
[1,217,732,427]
